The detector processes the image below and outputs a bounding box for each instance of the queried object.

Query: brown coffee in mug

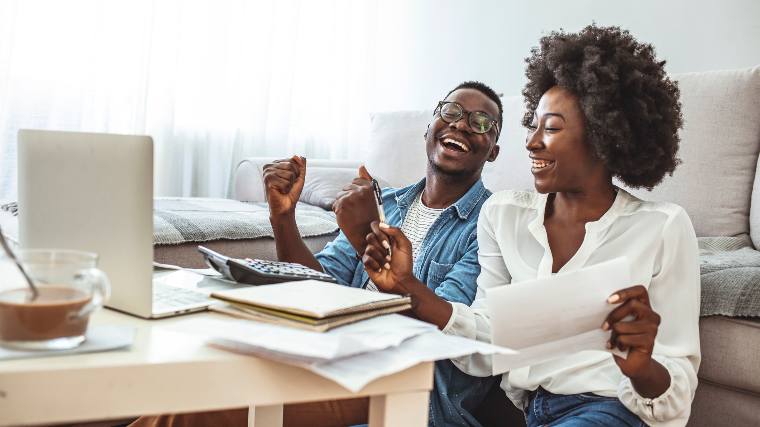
[0,250,110,350]
[0,287,92,343]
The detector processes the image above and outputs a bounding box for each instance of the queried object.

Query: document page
[486,257,631,374]
[168,313,436,361]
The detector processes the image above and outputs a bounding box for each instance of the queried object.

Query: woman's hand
[603,285,671,397]
[362,221,413,294]
[362,221,453,329]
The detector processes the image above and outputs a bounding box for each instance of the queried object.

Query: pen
[371,178,386,223]
[371,178,391,257]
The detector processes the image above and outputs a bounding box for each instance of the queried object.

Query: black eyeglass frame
[434,101,500,138]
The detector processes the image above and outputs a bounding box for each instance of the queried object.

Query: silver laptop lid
[17,129,154,318]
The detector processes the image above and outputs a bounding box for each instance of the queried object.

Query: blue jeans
[526,388,645,427]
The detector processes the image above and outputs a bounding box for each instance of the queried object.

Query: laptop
[17,129,218,318]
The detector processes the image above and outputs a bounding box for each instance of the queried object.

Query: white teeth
[531,159,554,169]
[442,138,470,152]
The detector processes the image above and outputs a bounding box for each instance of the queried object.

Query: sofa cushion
[364,110,430,188]
[751,156,760,248]
[365,95,534,193]
[235,158,363,203]
[624,66,760,238]
[688,379,760,427]
[697,316,760,394]
[299,167,360,210]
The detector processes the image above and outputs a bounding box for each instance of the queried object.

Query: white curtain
[0,0,376,199]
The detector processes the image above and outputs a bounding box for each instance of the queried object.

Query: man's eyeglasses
[435,101,500,136]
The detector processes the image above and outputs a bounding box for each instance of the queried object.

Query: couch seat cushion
[698,316,760,393]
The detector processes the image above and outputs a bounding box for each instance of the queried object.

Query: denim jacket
[316,178,498,427]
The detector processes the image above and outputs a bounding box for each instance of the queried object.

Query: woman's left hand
[603,285,661,380]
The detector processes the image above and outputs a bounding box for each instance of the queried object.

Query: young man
[131,81,503,427]
[264,81,503,426]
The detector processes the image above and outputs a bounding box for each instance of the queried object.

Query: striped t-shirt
[365,192,443,292]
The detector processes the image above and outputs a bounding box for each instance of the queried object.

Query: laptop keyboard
[153,282,211,313]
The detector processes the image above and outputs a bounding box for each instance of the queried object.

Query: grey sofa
[158,66,760,426]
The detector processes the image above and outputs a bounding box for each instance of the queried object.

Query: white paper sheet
[153,261,222,277]
[486,257,632,374]
[308,331,512,391]
[171,314,515,392]
[213,330,514,392]
[168,313,437,361]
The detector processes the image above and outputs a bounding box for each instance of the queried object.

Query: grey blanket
[3,199,339,245]
[153,198,338,245]
[0,197,338,245]
[699,236,760,317]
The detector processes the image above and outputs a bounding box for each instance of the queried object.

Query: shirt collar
[393,178,489,220]
[529,187,631,233]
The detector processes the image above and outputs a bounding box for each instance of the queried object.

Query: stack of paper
[209,280,412,332]
[168,314,513,391]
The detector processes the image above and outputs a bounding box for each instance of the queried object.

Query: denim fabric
[526,388,645,427]
[316,178,496,426]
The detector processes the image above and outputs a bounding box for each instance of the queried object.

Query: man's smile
[438,133,471,154]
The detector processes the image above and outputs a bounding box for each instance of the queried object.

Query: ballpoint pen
[371,178,391,257]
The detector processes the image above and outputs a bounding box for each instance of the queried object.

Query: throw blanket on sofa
[699,236,760,317]
[3,199,339,245]
[154,198,338,245]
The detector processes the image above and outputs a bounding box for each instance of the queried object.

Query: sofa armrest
[234,157,363,202]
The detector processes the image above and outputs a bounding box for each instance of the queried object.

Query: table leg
[248,404,283,427]
[368,391,429,427]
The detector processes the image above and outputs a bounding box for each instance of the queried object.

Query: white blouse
[443,189,701,427]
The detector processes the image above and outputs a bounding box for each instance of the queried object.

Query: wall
[367,0,760,112]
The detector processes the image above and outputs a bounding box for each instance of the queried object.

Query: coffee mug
[0,249,110,350]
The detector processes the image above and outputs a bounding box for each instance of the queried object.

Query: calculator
[197,245,338,285]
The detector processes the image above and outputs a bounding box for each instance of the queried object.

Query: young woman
[362,25,699,426]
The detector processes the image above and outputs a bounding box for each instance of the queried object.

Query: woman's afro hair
[522,24,683,189]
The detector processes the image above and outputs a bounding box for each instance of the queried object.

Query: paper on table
[306,330,514,392]
[486,257,632,375]
[167,313,436,362]
[152,261,222,277]
[212,329,515,392]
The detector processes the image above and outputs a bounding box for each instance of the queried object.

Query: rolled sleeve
[618,356,698,426]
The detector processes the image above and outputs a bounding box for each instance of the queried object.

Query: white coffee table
[0,308,433,427]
